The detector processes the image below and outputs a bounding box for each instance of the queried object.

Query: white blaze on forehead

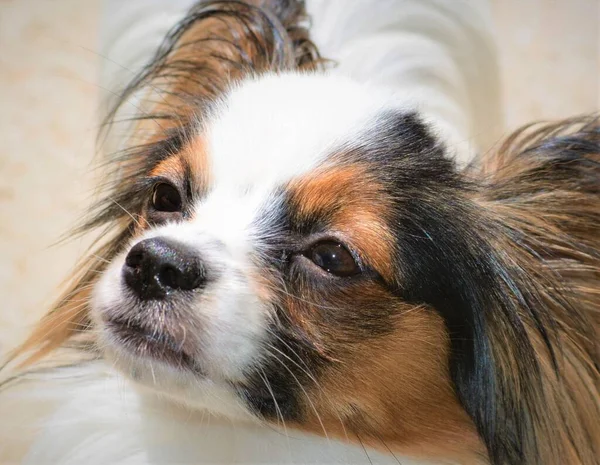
[192,186,280,259]
[180,73,396,254]
[206,72,391,189]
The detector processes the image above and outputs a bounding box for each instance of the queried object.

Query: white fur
[0,363,434,465]
[2,0,502,463]
[208,73,392,187]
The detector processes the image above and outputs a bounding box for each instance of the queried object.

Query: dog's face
[91,73,479,454]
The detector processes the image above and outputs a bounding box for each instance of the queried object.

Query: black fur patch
[355,112,541,464]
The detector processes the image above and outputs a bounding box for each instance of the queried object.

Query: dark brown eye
[308,241,360,277]
[151,183,182,212]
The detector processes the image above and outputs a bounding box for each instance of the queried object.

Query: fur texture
[1,1,598,465]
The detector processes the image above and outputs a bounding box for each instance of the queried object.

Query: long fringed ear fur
[3,0,325,370]
[460,117,599,464]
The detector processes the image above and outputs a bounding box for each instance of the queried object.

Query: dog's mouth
[105,317,201,373]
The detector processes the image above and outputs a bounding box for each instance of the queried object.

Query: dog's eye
[308,241,360,277]
[152,183,182,212]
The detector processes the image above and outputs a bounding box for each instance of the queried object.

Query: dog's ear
[462,116,600,465]
[106,0,325,144]
[4,0,326,371]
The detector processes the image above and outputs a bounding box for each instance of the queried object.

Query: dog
[1,1,598,464]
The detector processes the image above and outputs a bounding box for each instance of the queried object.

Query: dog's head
[8,2,599,464]
[92,73,480,458]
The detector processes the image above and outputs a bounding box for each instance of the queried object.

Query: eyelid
[300,234,365,271]
[147,175,183,189]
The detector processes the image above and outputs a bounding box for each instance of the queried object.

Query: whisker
[89,253,111,265]
[149,361,157,386]
[256,367,290,442]
[260,281,341,311]
[264,331,350,445]
[357,433,374,465]
[108,197,142,228]
[264,348,330,443]
[57,76,171,138]
[376,433,404,465]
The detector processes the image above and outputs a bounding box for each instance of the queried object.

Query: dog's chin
[103,316,202,374]
[100,329,256,422]
[93,292,253,420]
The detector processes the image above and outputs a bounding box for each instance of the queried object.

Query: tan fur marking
[289,164,396,280]
[292,305,484,463]
[150,155,185,179]
[183,135,212,194]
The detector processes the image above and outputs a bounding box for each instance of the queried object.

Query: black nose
[123,237,206,300]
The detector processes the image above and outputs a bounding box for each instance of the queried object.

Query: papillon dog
[1,1,598,464]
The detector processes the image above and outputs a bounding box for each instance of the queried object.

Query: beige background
[0,0,598,352]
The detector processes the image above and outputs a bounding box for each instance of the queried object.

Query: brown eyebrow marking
[150,154,186,179]
[149,134,212,198]
[287,163,396,281]
[182,135,212,195]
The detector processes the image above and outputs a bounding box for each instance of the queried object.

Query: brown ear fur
[469,116,600,464]
[106,0,325,138]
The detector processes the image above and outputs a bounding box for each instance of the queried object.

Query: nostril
[157,262,205,291]
[125,249,144,269]
[179,263,205,291]
[158,265,179,289]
